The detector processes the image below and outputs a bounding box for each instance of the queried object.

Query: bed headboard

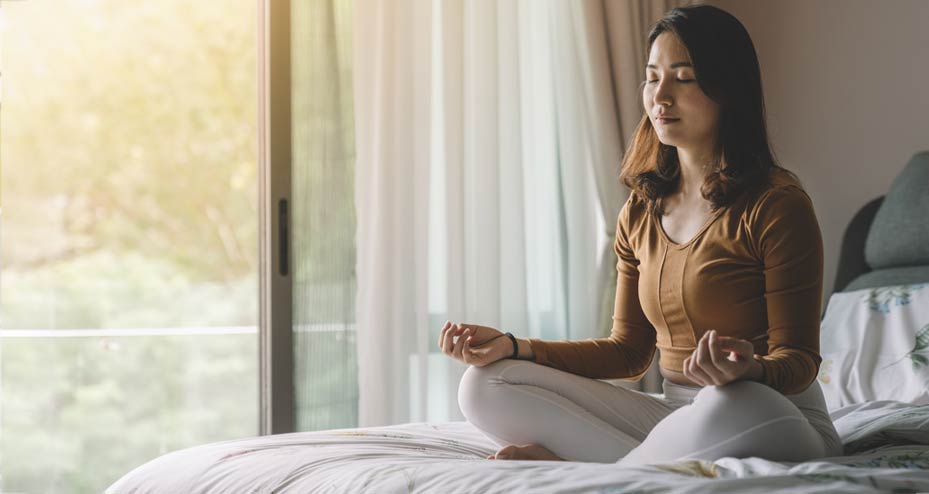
[831,150,929,297]
[832,195,884,295]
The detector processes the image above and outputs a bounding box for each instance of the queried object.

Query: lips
[657,117,680,124]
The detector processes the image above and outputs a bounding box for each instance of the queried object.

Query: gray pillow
[865,151,929,270]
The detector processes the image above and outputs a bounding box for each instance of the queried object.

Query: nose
[652,79,673,109]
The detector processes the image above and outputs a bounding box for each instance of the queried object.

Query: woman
[438,5,842,465]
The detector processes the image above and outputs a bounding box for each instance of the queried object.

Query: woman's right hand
[438,321,510,367]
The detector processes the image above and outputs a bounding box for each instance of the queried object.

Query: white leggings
[458,359,843,464]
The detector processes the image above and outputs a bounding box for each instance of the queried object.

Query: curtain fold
[353,0,433,426]
[354,0,694,427]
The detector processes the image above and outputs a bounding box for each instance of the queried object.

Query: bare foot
[485,443,563,461]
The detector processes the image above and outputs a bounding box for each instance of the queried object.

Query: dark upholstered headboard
[832,196,884,295]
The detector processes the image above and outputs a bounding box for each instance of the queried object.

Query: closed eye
[646,79,695,84]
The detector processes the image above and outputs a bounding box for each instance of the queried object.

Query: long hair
[619,4,796,215]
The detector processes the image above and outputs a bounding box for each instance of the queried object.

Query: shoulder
[741,168,822,255]
[744,167,816,226]
[618,189,650,232]
[624,189,649,211]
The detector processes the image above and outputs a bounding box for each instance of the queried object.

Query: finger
[706,330,730,378]
[700,329,732,386]
[691,339,717,386]
[438,320,451,349]
[682,356,696,384]
[441,323,453,354]
[443,323,461,355]
[690,354,712,386]
[452,324,469,356]
[685,356,707,386]
[461,332,472,363]
[453,327,471,360]
[683,355,704,386]
[694,332,713,372]
[707,330,720,364]
[710,331,742,383]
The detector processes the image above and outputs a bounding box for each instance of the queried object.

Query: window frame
[258,0,294,435]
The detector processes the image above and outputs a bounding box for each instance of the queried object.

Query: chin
[657,136,681,147]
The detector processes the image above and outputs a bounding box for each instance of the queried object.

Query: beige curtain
[353,0,699,428]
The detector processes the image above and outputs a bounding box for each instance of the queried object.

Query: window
[0,1,259,492]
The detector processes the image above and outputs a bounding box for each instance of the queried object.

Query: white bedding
[108,400,929,494]
[819,283,929,409]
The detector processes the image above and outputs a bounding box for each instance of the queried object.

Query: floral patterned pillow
[818,283,929,411]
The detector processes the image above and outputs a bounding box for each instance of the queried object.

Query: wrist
[746,357,765,382]
[516,337,534,360]
[502,332,519,359]
[488,334,509,362]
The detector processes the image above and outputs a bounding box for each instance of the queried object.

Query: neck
[675,146,715,198]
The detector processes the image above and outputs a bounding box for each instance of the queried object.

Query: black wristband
[504,332,519,359]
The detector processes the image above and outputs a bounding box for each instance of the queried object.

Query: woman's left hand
[683,330,764,387]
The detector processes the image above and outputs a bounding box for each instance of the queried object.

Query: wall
[706,0,929,304]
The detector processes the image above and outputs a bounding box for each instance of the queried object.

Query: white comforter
[107,400,929,494]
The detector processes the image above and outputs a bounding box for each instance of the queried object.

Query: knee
[696,380,788,405]
[686,381,821,461]
[692,381,802,427]
[457,364,489,417]
[457,360,516,422]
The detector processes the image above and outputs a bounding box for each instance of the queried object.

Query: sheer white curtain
[354,0,692,427]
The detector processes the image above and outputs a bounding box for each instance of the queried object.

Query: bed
[108,152,929,494]
[103,284,929,494]
[106,408,929,493]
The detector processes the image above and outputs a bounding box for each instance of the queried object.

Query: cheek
[684,96,719,130]
[694,95,720,121]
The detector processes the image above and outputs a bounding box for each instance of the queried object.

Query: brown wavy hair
[619,5,797,216]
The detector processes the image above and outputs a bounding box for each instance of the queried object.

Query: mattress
[107,400,929,494]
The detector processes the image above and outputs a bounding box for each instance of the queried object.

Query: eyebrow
[646,62,693,69]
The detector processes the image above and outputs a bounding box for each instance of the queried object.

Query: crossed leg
[619,380,830,465]
[459,360,833,465]
[458,359,674,463]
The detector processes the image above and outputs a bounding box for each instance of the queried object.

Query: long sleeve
[748,185,824,394]
[527,195,657,380]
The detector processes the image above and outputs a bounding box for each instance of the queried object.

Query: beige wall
[706,0,929,304]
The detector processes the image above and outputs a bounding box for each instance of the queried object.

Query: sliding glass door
[0,0,358,491]
[260,0,358,434]
[0,1,259,492]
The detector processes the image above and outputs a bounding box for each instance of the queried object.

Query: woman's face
[643,32,720,152]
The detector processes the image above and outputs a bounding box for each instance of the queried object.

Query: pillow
[864,151,929,269]
[818,283,929,411]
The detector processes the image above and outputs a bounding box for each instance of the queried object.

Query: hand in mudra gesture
[438,321,510,367]
[683,329,764,386]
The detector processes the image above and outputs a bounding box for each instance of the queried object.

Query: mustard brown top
[528,169,824,394]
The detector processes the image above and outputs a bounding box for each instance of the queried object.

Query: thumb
[716,336,753,358]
